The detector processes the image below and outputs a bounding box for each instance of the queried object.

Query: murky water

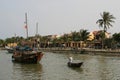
[0,50,120,80]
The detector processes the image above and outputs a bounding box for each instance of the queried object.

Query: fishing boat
[12,46,43,63]
[67,57,83,68]
[11,13,44,63]
[67,62,83,67]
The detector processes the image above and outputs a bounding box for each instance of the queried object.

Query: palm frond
[96,11,115,31]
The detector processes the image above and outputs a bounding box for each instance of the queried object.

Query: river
[0,50,120,80]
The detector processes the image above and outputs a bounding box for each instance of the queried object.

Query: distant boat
[5,46,14,53]
[67,57,83,68]
[7,48,14,53]
[12,46,43,63]
[67,62,83,68]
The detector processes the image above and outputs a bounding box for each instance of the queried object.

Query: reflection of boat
[12,46,43,63]
[12,63,43,79]
[67,62,83,67]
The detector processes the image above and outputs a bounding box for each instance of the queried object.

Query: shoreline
[1,47,120,56]
[39,48,120,56]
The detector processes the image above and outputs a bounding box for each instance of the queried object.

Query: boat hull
[67,62,83,68]
[12,51,43,64]
[7,49,14,53]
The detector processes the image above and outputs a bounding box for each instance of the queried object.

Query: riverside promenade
[39,47,120,56]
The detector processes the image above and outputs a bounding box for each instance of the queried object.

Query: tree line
[0,11,120,49]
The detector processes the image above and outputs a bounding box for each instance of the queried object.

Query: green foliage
[96,11,115,32]
[0,39,4,44]
[4,36,24,44]
[71,31,80,41]
[79,29,89,41]
[104,38,113,48]
[96,11,115,49]
[113,33,120,43]
[61,34,71,42]
[69,29,90,42]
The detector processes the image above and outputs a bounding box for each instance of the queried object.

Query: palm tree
[79,29,89,49]
[96,11,115,32]
[79,29,89,41]
[96,11,115,48]
[71,31,80,41]
[61,34,71,42]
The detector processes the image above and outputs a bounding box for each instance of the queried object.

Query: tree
[104,38,113,48]
[79,29,89,41]
[96,11,115,48]
[70,29,89,42]
[96,12,115,32]
[61,34,71,42]
[0,39,4,47]
[113,33,120,43]
[71,31,80,41]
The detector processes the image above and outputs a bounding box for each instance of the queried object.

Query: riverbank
[39,48,120,56]
[0,47,6,50]
[1,47,120,56]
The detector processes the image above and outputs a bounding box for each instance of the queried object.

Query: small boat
[67,57,83,68]
[5,46,14,53]
[12,46,43,63]
[7,48,14,53]
[67,62,83,67]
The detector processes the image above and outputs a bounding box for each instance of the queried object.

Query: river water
[0,50,120,80]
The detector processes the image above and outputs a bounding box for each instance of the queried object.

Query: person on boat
[68,57,73,63]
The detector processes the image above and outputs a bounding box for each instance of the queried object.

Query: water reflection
[0,50,120,80]
[12,63,42,80]
[69,67,83,74]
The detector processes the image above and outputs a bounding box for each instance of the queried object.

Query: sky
[0,0,120,39]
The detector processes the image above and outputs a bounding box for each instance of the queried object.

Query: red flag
[24,25,27,29]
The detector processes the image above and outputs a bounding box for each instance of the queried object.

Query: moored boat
[12,51,43,63]
[12,46,43,63]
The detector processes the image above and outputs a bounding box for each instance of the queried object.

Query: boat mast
[25,13,28,38]
[36,22,40,49]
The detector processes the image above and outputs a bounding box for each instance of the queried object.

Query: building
[88,30,111,41]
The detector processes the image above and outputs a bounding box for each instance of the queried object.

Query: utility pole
[25,13,28,38]
[36,22,38,36]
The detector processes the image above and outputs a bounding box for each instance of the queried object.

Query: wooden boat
[11,46,43,63]
[67,62,83,67]
[67,57,83,68]
[12,51,43,63]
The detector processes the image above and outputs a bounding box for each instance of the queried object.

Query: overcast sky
[0,0,120,39]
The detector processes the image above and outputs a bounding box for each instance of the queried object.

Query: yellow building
[7,43,17,47]
[88,30,111,41]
